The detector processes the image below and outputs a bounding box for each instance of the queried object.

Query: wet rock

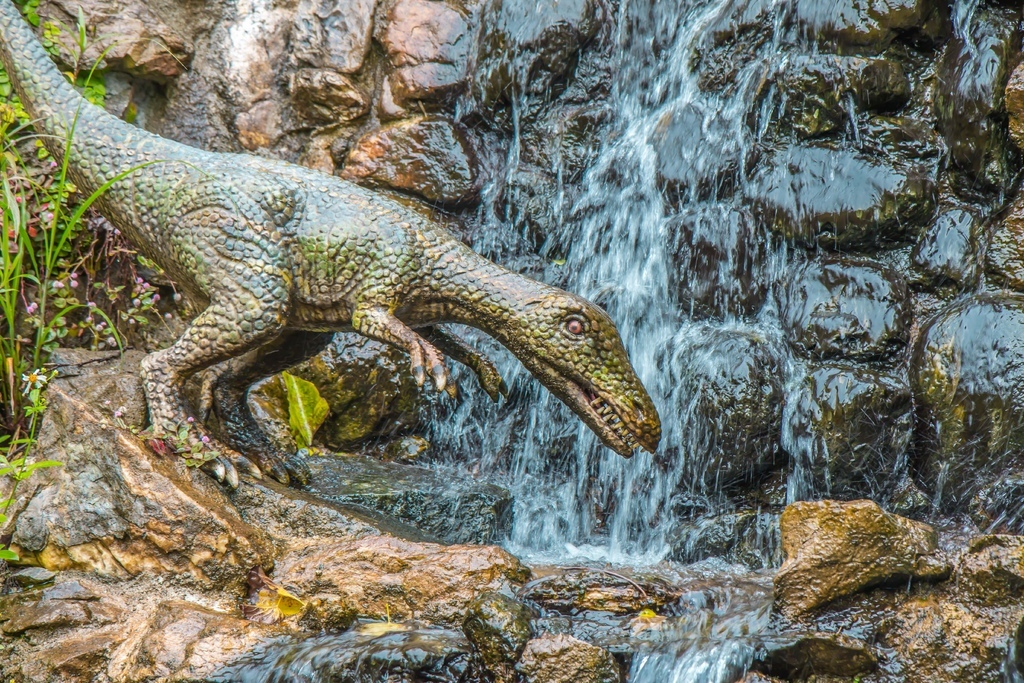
[972,475,1024,534]
[9,566,56,589]
[516,634,621,683]
[986,192,1024,292]
[1007,62,1024,150]
[382,434,431,462]
[745,146,936,248]
[464,592,533,683]
[290,68,370,125]
[292,0,376,73]
[249,333,425,452]
[935,5,1022,193]
[107,600,289,681]
[216,627,478,681]
[753,631,876,679]
[40,0,192,81]
[272,535,529,627]
[773,500,950,617]
[911,294,1024,507]
[302,455,513,544]
[671,328,784,489]
[862,115,942,161]
[670,509,781,570]
[342,115,483,205]
[768,55,910,138]
[781,258,910,361]
[519,568,680,615]
[474,0,600,106]
[1,350,274,589]
[785,364,913,499]
[25,627,123,682]
[381,0,473,106]
[655,101,751,199]
[911,208,981,289]
[671,208,769,319]
[954,535,1024,607]
[0,578,124,635]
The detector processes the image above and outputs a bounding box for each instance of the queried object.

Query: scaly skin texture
[0,1,661,486]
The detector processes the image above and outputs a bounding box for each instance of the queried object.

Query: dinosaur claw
[412,364,426,387]
[221,457,240,489]
[202,457,227,484]
[285,451,312,485]
[445,382,458,399]
[432,364,447,392]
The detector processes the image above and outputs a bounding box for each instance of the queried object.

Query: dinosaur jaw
[530,359,659,458]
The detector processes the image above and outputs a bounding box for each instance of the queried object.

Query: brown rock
[1009,62,1024,151]
[954,535,1024,606]
[2,350,274,590]
[236,100,284,151]
[26,627,123,682]
[755,631,876,679]
[518,568,680,614]
[291,68,370,125]
[272,535,529,627]
[40,0,192,81]
[516,634,621,683]
[292,0,376,74]
[986,191,1024,291]
[0,578,124,635]
[342,115,483,205]
[773,500,950,616]
[382,0,473,105]
[108,600,288,681]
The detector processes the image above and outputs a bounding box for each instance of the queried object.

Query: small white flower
[21,369,48,394]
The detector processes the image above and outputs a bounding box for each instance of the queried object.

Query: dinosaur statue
[0,0,661,487]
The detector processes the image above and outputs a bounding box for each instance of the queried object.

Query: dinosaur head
[501,288,662,457]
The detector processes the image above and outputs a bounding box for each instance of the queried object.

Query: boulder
[670,509,780,570]
[518,568,680,615]
[291,0,376,74]
[464,592,534,683]
[780,258,910,361]
[744,146,936,248]
[247,332,425,453]
[911,294,1024,507]
[954,535,1024,607]
[1,350,274,590]
[301,455,513,544]
[767,55,910,138]
[912,208,981,289]
[773,500,950,617]
[271,535,530,627]
[40,0,192,81]
[670,207,769,320]
[474,0,600,106]
[381,0,474,105]
[784,364,913,499]
[986,192,1024,292]
[935,5,1022,193]
[290,68,370,125]
[753,631,876,679]
[516,634,620,683]
[0,578,124,636]
[670,328,784,490]
[342,115,483,205]
[1007,61,1024,150]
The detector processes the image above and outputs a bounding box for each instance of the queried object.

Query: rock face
[986,191,1024,292]
[292,0,376,74]
[2,350,274,590]
[780,258,910,361]
[912,207,981,289]
[463,592,533,683]
[272,535,530,627]
[290,68,370,124]
[1008,62,1024,151]
[516,634,621,683]
[911,294,1024,508]
[773,500,949,617]
[753,631,876,679]
[342,116,483,205]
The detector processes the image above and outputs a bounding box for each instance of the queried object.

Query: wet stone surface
[911,207,981,290]
[302,455,513,545]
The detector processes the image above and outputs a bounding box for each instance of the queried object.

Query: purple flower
[68,279,78,289]
[51,280,63,289]
[152,293,160,302]
[114,407,124,418]
[187,416,195,423]
[25,301,38,314]
[164,312,172,320]
[87,301,96,307]
[200,435,210,444]
[132,298,140,308]
[105,336,116,346]
[135,276,143,284]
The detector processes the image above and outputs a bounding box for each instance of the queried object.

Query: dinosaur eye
[565,317,586,336]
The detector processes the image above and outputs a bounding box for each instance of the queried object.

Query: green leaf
[0,548,19,561]
[281,371,329,449]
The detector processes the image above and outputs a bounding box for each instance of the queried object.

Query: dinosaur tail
[0,0,97,143]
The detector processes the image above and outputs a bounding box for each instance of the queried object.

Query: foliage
[282,371,330,450]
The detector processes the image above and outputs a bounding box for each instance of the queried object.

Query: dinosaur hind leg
[209,331,334,486]
[141,281,287,488]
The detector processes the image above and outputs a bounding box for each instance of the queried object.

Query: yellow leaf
[282,371,329,449]
[638,608,657,619]
[357,620,412,637]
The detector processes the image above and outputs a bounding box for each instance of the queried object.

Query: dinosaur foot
[241,445,312,487]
